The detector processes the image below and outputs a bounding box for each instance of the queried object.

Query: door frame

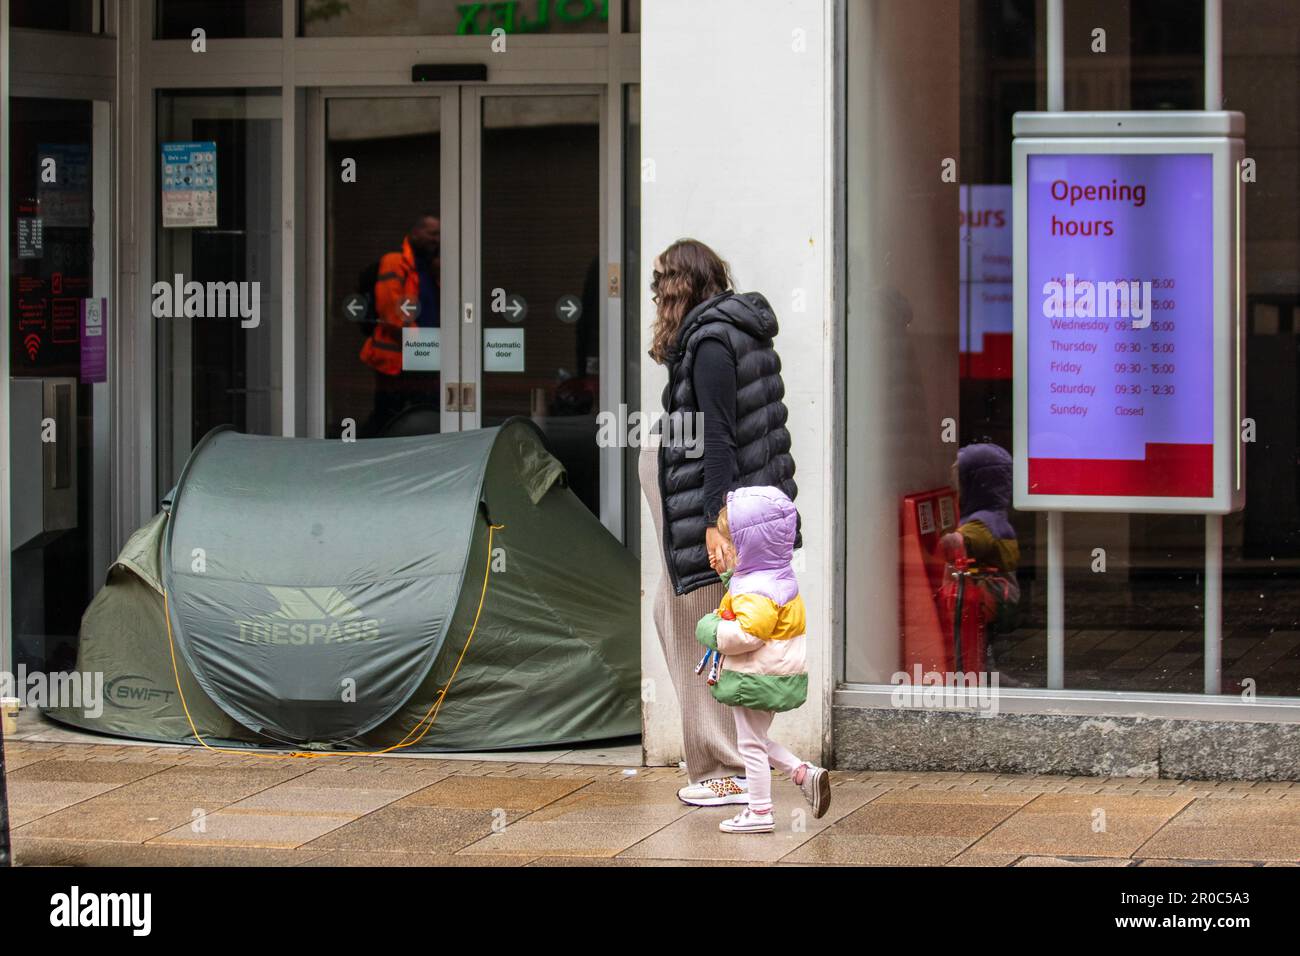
[309,85,463,437]
[309,83,621,532]
[460,83,612,528]
[4,25,118,675]
[133,7,638,548]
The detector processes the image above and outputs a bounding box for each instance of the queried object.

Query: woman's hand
[706,526,734,574]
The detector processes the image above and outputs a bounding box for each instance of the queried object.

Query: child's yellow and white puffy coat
[695,487,807,712]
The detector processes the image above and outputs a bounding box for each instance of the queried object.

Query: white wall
[640,0,836,765]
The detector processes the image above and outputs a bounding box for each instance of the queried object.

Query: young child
[940,442,1021,670]
[695,486,830,834]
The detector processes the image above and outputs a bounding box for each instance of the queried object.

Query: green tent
[47,420,640,752]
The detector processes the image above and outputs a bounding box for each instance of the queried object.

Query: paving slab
[227,784,410,816]
[7,780,125,823]
[91,764,314,806]
[20,837,331,867]
[785,834,974,866]
[828,788,1034,837]
[397,774,591,811]
[526,855,771,867]
[1014,855,1135,866]
[945,849,1024,866]
[620,782,881,864]
[11,837,85,866]
[297,849,539,866]
[969,793,1192,859]
[1137,814,1300,863]
[149,808,357,849]
[1135,858,1261,866]
[302,805,522,853]
[284,765,454,792]
[1133,822,1300,858]
[460,803,688,858]
[783,788,1033,865]
[523,777,687,821]
[8,757,170,785]
[16,800,199,843]
[0,747,57,772]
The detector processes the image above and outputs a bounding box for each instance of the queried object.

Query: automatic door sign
[161,141,218,228]
[484,329,525,372]
[402,327,440,371]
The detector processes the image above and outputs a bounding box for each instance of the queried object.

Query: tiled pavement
[6,737,1300,866]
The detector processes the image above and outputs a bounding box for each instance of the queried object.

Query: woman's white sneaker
[719,808,775,833]
[677,776,749,806]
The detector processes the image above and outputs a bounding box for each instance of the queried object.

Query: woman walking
[638,238,798,806]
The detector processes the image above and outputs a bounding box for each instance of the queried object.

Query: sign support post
[1044,0,1065,689]
[1047,511,1065,689]
[1205,513,1223,694]
[1203,0,1225,698]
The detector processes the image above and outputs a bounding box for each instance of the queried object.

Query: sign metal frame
[1012,111,1245,514]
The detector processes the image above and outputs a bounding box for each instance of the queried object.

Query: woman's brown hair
[648,238,733,364]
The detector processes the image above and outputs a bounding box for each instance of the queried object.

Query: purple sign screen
[1026,152,1214,498]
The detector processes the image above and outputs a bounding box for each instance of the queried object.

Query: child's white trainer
[795,763,831,818]
[719,807,775,833]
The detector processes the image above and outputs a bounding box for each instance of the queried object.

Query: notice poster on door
[161,141,218,228]
[1021,153,1220,507]
[402,327,440,371]
[484,329,525,372]
[81,298,107,383]
[17,199,43,259]
[38,144,91,228]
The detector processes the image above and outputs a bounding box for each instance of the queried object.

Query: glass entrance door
[155,90,283,490]
[322,92,460,439]
[7,96,111,676]
[319,87,604,512]
[462,90,604,514]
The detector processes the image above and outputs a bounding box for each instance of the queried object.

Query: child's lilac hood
[726,486,799,606]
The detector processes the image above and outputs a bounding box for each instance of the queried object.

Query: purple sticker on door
[81,298,107,383]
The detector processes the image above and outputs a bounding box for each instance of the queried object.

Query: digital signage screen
[1024,152,1215,500]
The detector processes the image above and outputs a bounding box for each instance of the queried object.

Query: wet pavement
[6,730,1300,866]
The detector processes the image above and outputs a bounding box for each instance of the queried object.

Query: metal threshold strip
[835,683,1300,724]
